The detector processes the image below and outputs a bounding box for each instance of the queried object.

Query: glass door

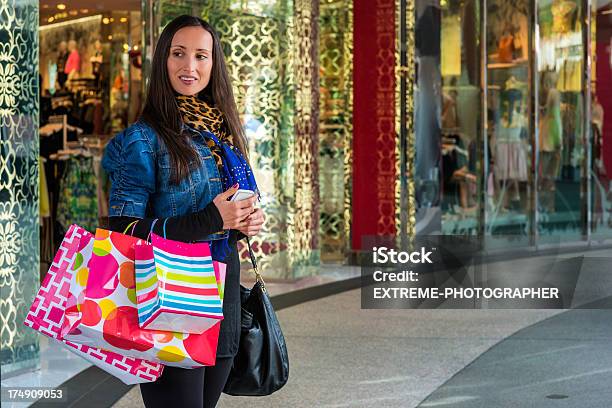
[536,0,586,244]
[413,0,483,237]
[484,0,533,248]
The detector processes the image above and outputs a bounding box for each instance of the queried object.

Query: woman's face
[167,26,213,96]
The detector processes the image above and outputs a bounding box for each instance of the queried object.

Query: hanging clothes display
[39,156,50,218]
[56,156,99,233]
[93,156,109,218]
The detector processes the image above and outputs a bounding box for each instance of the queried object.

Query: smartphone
[230,189,256,202]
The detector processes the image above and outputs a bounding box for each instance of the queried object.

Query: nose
[184,56,198,73]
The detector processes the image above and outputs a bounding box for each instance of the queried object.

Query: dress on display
[64,49,80,75]
[495,114,528,181]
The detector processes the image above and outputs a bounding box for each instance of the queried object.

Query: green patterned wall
[0,0,40,376]
[207,0,321,277]
[319,0,352,263]
[208,5,292,276]
[150,0,321,278]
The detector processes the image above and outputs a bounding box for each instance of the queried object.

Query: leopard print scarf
[176,94,234,169]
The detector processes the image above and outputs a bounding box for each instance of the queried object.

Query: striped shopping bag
[134,231,225,334]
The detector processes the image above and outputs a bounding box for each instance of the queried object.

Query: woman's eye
[197,54,208,60]
[173,51,183,57]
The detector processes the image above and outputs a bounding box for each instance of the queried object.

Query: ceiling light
[120,17,127,23]
[80,9,89,13]
[57,3,66,10]
[123,43,129,51]
[69,10,78,16]
[108,35,113,40]
[102,17,110,24]
[48,16,55,23]
[110,17,114,22]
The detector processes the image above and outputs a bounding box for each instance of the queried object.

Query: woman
[102,15,264,408]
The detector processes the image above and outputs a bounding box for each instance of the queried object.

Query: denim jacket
[102,120,229,242]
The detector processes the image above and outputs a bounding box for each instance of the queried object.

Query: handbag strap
[246,237,266,292]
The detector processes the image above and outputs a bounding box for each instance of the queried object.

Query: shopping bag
[24,224,164,385]
[134,233,224,334]
[215,261,227,300]
[62,227,221,368]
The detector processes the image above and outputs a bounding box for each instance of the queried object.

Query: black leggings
[139,357,233,408]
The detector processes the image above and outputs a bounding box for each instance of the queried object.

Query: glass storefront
[411,0,611,248]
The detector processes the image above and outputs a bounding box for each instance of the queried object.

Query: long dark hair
[140,15,247,184]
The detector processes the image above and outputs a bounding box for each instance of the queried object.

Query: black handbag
[223,238,289,396]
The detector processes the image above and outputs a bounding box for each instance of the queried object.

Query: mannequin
[56,41,68,89]
[497,24,515,63]
[90,40,103,87]
[539,88,562,212]
[64,40,81,80]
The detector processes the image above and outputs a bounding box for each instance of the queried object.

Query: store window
[413,0,607,247]
[485,0,533,246]
[536,0,584,243]
[414,0,482,236]
[38,4,143,280]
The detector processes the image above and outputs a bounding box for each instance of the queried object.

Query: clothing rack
[47,115,68,152]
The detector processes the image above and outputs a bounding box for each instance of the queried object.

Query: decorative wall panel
[210,0,320,275]
[210,10,289,275]
[290,0,320,275]
[319,0,353,263]
[405,0,416,240]
[0,0,40,376]
[352,0,397,250]
[149,0,321,277]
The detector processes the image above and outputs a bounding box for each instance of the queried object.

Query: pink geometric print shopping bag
[62,228,220,368]
[24,224,164,385]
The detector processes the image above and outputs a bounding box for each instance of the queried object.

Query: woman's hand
[212,185,257,230]
[236,207,265,237]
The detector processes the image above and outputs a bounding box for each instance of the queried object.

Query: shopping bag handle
[123,220,139,235]
[146,219,159,242]
[246,237,266,292]
[162,218,168,239]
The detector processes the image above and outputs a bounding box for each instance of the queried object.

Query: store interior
[415,0,611,242]
[38,0,142,279]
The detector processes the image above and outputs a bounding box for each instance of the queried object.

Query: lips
[179,75,198,85]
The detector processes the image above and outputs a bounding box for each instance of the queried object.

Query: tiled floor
[112,249,611,408]
[1,264,360,407]
[113,290,560,408]
[1,337,92,408]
